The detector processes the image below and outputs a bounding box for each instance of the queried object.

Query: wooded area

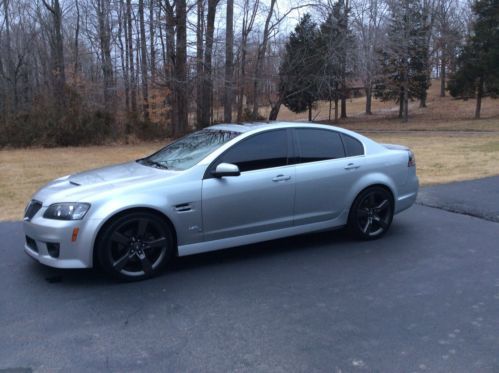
[0,0,497,147]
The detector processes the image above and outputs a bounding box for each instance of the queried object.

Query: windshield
[139,129,240,171]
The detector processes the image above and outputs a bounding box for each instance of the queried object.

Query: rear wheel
[97,212,174,281]
[348,186,394,240]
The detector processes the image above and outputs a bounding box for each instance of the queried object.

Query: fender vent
[175,203,192,212]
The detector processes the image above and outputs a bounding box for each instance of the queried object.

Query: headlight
[43,203,91,220]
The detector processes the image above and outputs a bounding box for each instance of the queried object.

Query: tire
[348,186,394,240]
[97,211,175,281]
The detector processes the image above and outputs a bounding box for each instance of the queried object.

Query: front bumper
[23,212,98,269]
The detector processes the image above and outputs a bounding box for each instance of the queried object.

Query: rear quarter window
[341,134,364,157]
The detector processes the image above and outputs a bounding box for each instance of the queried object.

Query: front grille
[24,200,42,221]
[26,236,38,253]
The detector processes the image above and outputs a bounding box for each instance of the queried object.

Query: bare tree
[223,0,234,122]
[149,0,156,84]
[351,0,387,114]
[73,0,81,84]
[118,0,130,111]
[236,0,259,121]
[41,0,66,106]
[199,0,219,127]
[250,0,276,118]
[96,0,114,112]
[126,0,137,113]
[434,0,465,97]
[173,0,188,135]
[196,0,205,127]
[138,0,150,119]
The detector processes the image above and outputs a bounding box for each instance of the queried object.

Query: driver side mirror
[212,163,240,178]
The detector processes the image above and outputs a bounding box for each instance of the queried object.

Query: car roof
[207,121,351,134]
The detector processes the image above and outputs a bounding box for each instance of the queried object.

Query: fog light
[46,242,60,258]
[26,236,38,253]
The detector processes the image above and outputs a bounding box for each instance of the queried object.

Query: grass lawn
[1,80,498,221]
[1,133,499,221]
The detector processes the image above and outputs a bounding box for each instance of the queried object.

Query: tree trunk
[339,0,349,119]
[236,0,259,122]
[164,1,175,130]
[403,85,409,123]
[308,104,312,122]
[138,0,149,120]
[398,91,404,118]
[97,0,114,112]
[149,0,156,115]
[174,0,188,135]
[236,37,248,122]
[119,0,130,112]
[251,0,276,119]
[223,0,234,123]
[158,5,167,71]
[440,54,446,97]
[419,93,427,108]
[200,0,218,127]
[365,85,372,115]
[149,0,156,83]
[196,0,204,127]
[42,0,66,107]
[475,76,483,120]
[340,96,347,119]
[236,49,246,121]
[3,0,14,112]
[126,0,137,113]
[334,97,339,122]
[73,0,80,86]
[268,97,282,121]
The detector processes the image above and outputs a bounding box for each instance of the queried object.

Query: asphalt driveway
[418,176,499,222]
[1,177,499,372]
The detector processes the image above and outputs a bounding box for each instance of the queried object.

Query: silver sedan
[23,122,418,280]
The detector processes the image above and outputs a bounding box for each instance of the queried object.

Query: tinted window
[341,134,364,157]
[295,129,345,163]
[217,130,288,172]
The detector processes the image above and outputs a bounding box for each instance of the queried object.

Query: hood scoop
[69,181,81,186]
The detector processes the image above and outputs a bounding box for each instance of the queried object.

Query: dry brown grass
[1,80,498,221]
[369,134,499,185]
[0,142,163,221]
[1,133,499,221]
[270,80,499,132]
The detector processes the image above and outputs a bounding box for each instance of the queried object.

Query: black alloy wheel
[97,212,174,281]
[348,186,394,240]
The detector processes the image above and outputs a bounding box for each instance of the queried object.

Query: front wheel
[97,212,174,281]
[348,187,394,240]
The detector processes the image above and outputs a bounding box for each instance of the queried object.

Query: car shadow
[28,221,411,287]
[169,227,354,273]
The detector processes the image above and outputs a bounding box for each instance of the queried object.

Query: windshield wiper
[136,158,169,170]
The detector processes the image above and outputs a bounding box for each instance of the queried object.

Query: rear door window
[294,128,345,163]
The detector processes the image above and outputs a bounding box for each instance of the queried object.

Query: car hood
[68,161,167,186]
[33,161,178,205]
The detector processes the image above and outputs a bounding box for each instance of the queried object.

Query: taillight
[408,151,416,167]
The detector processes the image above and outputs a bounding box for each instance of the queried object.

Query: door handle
[344,163,360,170]
[272,174,291,182]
